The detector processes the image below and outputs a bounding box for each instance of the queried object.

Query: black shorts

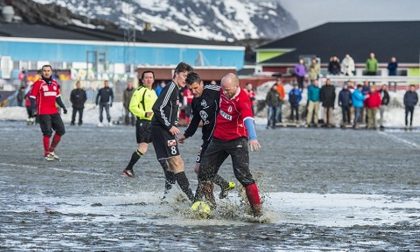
[199,137,255,186]
[196,140,210,164]
[136,119,152,144]
[151,125,180,160]
[39,113,65,136]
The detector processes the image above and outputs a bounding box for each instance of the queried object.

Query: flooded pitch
[0,121,419,250]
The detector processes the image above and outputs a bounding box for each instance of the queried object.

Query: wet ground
[0,121,419,251]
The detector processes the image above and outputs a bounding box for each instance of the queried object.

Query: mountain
[29,0,299,41]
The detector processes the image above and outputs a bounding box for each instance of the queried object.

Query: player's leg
[38,115,53,159]
[49,114,65,159]
[228,137,262,216]
[123,120,150,177]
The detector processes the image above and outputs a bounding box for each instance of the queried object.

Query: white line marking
[378,131,420,149]
[0,162,109,176]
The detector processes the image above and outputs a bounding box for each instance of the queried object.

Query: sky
[279,0,420,31]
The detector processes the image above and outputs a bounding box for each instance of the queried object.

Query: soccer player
[178,72,235,200]
[194,73,263,216]
[151,62,195,201]
[29,65,68,161]
[122,71,176,193]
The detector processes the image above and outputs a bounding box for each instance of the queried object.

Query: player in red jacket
[29,65,68,161]
[194,73,263,217]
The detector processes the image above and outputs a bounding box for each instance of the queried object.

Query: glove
[63,108,68,114]
[110,103,113,107]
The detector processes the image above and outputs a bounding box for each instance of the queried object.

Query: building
[256,21,420,80]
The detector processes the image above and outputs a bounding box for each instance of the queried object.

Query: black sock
[125,150,142,171]
[175,172,194,201]
[213,174,229,190]
[158,160,176,188]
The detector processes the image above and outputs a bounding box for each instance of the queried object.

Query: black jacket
[96,87,114,105]
[152,81,180,130]
[184,85,220,142]
[265,89,281,107]
[338,89,352,107]
[320,85,336,108]
[404,91,418,107]
[70,88,87,109]
[380,89,390,106]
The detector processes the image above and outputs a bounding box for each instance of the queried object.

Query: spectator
[338,83,352,127]
[306,79,321,127]
[328,56,341,75]
[123,81,135,126]
[154,81,166,96]
[294,59,306,90]
[379,84,390,129]
[17,85,25,107]
[308,57,320,81]
[387,57,398,91]
[70,80,87,126]
[366,52,378,76]
[243,83,256,115]
[403,85,419,129]
[288,84,302,123]
[95,80,114,127]
[365,85,382,129]
[275,78,285,123]
[320,78,336,127]
[352,84,365,129]
[265,84,281,129]
[341,54,355,76]
[182,86,194,124]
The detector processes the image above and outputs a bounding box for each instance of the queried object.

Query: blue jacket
[352,89,365,108]
[307,84,320,102]
[289,88,302,107]
[338,89,352,107]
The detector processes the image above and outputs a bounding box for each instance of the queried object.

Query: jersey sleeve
[184,98,201,138]
[29,81,40,99]
[129,89,145,118]
[238,92,254,122]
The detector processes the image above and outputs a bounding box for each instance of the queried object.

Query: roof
[258,21,420,64]
[0,23,230,46]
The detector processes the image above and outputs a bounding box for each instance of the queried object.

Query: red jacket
[365,91,382,108]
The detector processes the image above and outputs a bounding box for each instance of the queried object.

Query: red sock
[43,136,50,156]
[245,183,261,206]
[49,134,61,152]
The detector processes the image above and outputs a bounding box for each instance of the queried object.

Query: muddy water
[0,121,419,250]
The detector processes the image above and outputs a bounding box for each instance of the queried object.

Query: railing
[324,75,420,86]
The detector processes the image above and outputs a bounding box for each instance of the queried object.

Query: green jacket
[366,58,378,73]
[129,86,158,121]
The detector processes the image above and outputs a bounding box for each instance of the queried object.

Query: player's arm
[183,100,201,139]
[238,96,261,151]
[153,83,175,130]
[95,89,100,105]
[29,81,40,114]
[129,90,145,118]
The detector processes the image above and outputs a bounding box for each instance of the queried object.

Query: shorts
[199,137,255,186]
[39,113,65,136]
[196,140,210,164]
[136,119,152,144]
[151,125,180,160]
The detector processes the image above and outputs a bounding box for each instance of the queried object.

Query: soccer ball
[191,201,211,219]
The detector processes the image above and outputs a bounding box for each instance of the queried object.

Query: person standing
[379,84,390,129]
[352,84,365,129]
[123,81,135,126]
[194,73,263,216]
[338,84,352,127]
[366,52,378,76]
[29,65,67,161]
[341,54,355,76]
[320,78,336,127]
[243,83,256,115]
[70,80,87,126]
[294,59,306,90]
[403,85,419,129]
[365,85,382,129]
[288,84,302,123]
[265,84,281,129]
[275,78,285,123]
[178,72,235,199]
[96,80,114,127]
[17,86,26,107]
[151,62,195,202]
[308,57,320,81]
[306,79,321,127]
[387,57,398,91]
